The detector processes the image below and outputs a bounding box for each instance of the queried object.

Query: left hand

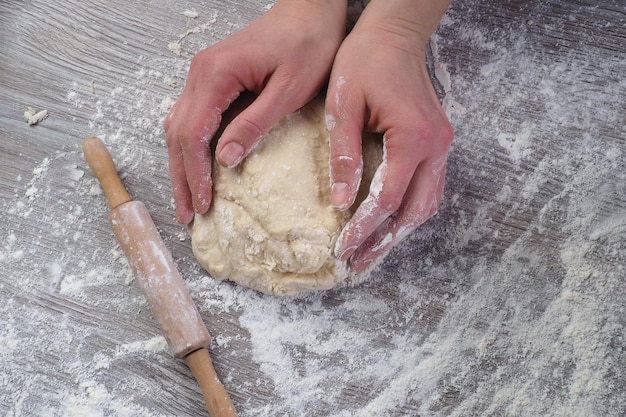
[163,0,346,224]
[325,10,453,271]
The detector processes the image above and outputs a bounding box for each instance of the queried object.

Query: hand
[325,1,453,271]
[164,0,347,224]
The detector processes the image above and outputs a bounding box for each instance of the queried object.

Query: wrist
[273,0,348,20]
[354,0,451,48]
[270,0,348,35]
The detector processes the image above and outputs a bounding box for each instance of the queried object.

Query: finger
[325,78,366,210]
[349,158,447,271]
[165,74,242,219]
[215,74,314,168]
[164,102,193,223]
[167,100,221,216]
[181,129,214,215]
[165,133,195,224]
[334,129,422,261]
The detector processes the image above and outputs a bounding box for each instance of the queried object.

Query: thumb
[215,78,314,168]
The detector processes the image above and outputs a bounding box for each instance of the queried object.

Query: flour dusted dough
[190,95,381,295]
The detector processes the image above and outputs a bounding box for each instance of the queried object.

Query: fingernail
[336,245,358,261]
[219,142,244,168]
[331,182,350,209]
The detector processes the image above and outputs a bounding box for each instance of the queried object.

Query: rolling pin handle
[185,348,238,417]
[82,136,132,209]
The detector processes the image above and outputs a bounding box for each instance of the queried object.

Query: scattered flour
[431,35,466,118]
[2,1,624,417]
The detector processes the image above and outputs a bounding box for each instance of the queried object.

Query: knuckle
[395,119,454,156]
[385,129,420,158]
[235,112,267,140]
[377,189,404,214]
[165,131,178,148]
[437,121,455,148]
[189,51,209,74]
[189,47,230,82]
[274,73,311,103]
[190,48,216,71]
[330,153,362,174]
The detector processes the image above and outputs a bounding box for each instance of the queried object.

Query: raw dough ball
[190,95,381,295]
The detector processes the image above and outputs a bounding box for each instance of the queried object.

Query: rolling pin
[82,136,237,417]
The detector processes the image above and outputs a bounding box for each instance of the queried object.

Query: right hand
[325,0,454,271]
[164,0,347,224]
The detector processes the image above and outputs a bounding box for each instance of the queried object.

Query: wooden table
[1,1,624,416]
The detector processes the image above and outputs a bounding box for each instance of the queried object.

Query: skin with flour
[165,0,453,271]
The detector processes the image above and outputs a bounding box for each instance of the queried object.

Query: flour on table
[190,96,382,295]
[431,35,466,118]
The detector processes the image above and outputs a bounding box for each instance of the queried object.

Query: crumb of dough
[23,107,48,125]
[181,9,199,19]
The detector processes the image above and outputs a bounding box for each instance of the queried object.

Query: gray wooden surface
[1,1,625,416]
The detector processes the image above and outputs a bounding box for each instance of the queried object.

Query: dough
[23,107,48,125]
[190,95,382,295]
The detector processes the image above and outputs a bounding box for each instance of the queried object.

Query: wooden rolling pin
[82,136,237,417]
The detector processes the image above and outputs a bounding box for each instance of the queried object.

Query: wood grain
[1,0,624,416]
